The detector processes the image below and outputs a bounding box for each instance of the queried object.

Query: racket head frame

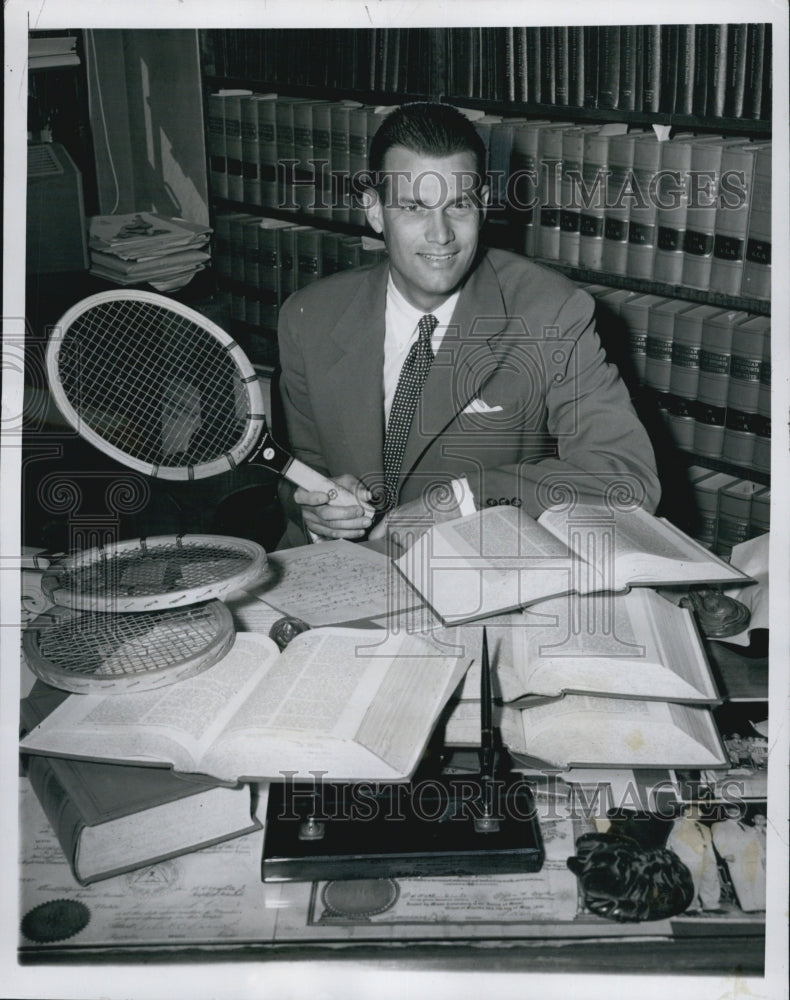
[22,599,236,694]
[40,533,269,612]
[46,289,267,481]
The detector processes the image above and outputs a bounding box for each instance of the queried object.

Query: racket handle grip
[286,459,362,507]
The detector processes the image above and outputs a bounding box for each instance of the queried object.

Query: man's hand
[294,474,375,541]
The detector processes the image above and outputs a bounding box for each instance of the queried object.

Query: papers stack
[88,213,212,292]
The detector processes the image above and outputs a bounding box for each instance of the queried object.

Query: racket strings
[59,299,250,466]
[31,606,224,677]
[53,543,259,600]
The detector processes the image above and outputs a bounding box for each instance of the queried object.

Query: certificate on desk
[18,779,276,950]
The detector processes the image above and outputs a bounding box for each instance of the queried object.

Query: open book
[443,694,728,770]
[456,589,720,704]
[20,630,471,783]
[394,504,750,625]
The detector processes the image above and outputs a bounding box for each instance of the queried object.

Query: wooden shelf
[204,76,431,106]
[674,450,770,487]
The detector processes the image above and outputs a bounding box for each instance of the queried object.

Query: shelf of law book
[199,25,773,124]
[204,91,771,314]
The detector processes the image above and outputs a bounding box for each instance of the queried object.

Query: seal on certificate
[269,616,311,651]
[321,878,399,918]
[21,899,90,943]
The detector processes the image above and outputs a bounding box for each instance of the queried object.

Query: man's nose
[426,209,454,244]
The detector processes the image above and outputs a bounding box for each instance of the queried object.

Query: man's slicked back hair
[369,102,486,183]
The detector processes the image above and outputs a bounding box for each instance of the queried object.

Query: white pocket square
[462,398,503,414]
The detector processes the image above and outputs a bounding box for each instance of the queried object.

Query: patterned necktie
[382,313,438,509]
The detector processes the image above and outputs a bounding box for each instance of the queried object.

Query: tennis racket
[40,534,268,612]
[46,289,360,503]
[22,600,235,694]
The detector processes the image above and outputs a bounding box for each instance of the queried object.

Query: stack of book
[581,283,771,476]
[393,503,751,771]
[199,26,772,122]
[88,213,212,291]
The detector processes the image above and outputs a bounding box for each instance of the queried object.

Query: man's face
[364,145,488,312]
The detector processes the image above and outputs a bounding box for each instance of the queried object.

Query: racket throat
[250,429,296,478]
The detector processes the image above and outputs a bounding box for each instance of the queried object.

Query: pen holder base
[261,774,544,882]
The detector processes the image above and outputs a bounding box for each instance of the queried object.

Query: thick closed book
[742,142,771,301]
[20,631,471,784]
[394,504,750,627]
[456,588,720,704]
[19,683,260,886]
[709,142,765,296]
[445,694,728,770]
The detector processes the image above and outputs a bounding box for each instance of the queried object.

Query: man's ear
[362,187,384,234]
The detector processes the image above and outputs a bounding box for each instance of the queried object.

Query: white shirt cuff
[451,476,477,517]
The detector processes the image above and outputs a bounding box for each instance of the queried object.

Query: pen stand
[261,760,544,882]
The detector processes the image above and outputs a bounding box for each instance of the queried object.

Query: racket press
[261,630,545,882]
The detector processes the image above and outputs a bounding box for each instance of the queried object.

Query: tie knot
[419,314,439,344]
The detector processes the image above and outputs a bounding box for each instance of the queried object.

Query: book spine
[620,296,654,384]
[653,137,693,284]
[716,481,759,558]
[554,26,569,106]
[583,27,598,108]
[278,226,298,298]
[292,102,316,215]
[602,131,638,276]
[667,309,707,451]
[722,318,768,467]
[724,22,749,119]
[682,139,725,290]
[347,109,370,228]
[295,227,322,289]
[488,122,516,219]
[674,24,696,116]
[536,126,565,260]
[659,25,678,113]
[25,754,87,885]
[311,103,332,220]
[213,211,233,281]
[618,24,638,111]
[694,314,739,459]
[742,143,771,300]
[752,333,771,473]
[743,23,767,119]
[706,24,729,118]
[749,485,770,536]
[256,98,279,210]
[504,27,516,102]
[242,218,261,326]
[330,105,351,224]
[709,143,755,295]
[597,26,621,109]
[645,305,687,399]
[642,25,661,112]
[526,27,542,102]
[257,227,280,299]
[626,135,662,280]
[539,27,555,105]
[559,128,586,266]
[691,25,710,115]
[275,99,297,212]
[240,96,260,206]
[514,28,529,102]
[512,123,544,256]
[229,214,254,322]
[338,234,362,271]
[578,131,609,270]
[567,26,584,108]
[224,95,245,202]
[207,94,228,200]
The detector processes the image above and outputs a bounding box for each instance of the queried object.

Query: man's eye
[400,203,422,212]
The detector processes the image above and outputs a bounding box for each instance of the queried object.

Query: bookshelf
[197,25,773,551]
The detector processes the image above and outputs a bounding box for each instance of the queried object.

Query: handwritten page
[252,540,418,626]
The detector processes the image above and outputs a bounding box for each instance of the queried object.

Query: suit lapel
[398,252,508,484]
[323,262,388,479]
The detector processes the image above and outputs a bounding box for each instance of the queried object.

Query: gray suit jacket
[277,248,660,545]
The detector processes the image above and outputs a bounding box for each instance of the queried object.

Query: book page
[503,590,716,702]
[206,628,470,781]
[254,540,412,625]
[538,504,749,588]
[394,507,574,624]
[19,633,278,772]
[510,695,727,768]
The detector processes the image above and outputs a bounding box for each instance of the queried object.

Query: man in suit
[277,102,660,547]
